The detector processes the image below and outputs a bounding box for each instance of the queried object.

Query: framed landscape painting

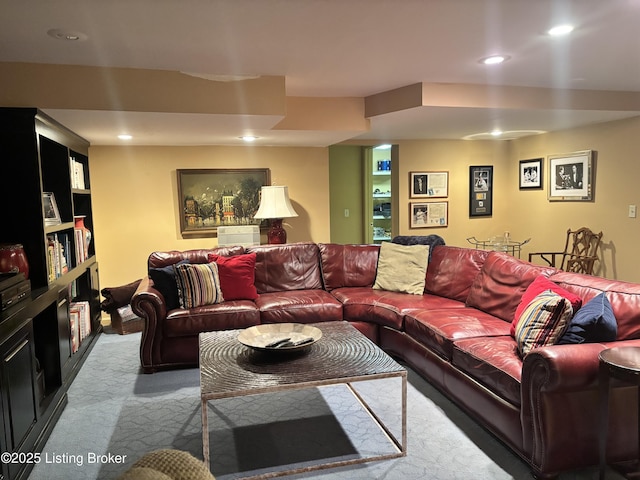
[177,168,270,237]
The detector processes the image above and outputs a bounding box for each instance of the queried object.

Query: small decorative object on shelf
[0,243,30,279]
[74,216,92,262]
[43,192,61,226]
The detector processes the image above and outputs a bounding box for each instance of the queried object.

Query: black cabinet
[0,321,37,480]
[0,108,101,480]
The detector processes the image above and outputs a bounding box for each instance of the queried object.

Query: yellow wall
[393,116,640,282]
[507,116,640,281]
[89,145,330,288]
[90,115,640,291]
[394,139,511,243]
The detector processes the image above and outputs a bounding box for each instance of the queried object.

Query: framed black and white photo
[409,201,448,228]
[469,166,493,217]
[519,158,543,190]
[43,192,61,226]
[548,150,594,201]
[410,171,449,198]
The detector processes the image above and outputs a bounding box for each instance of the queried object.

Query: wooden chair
[528,227,603,275]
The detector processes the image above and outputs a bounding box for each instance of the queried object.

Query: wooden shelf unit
[0,108,101,480]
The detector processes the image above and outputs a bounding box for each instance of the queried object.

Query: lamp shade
[254,186,299,219]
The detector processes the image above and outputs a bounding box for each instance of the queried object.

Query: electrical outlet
[629,205,637,218]
[344,208,350,218]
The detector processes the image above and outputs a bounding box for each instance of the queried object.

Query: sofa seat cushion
[331,287,465,330]
[404,308,511,360]
[255,290,343,324]
[452,336,523,407]
[164,301,260,338]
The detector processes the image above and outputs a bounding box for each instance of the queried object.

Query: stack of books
[46,233,70,283]
[69,301,91,353]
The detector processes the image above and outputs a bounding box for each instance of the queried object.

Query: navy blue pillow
[558,292,617,344]
[149,260,189,310]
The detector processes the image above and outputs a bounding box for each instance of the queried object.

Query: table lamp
[254,185,299,244]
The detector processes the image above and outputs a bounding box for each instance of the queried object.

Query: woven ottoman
[117,449,215,480]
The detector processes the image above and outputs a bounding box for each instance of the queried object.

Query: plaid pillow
[174,262,224,309]
[514,290,573,356]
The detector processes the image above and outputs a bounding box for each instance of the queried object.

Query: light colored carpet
[27,331,622,480]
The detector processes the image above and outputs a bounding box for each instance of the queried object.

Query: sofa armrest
[131,276,167,373]
[521,339,640,475]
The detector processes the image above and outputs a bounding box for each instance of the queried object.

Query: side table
[599,346,640,479]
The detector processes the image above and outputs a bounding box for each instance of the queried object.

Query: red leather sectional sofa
[131,241,640,478]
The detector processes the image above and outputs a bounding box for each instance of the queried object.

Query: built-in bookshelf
[365,145,398,243]
[0,107,101,480]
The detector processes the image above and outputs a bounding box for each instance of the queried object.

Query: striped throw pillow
[514,289,573,356]
[174,262,224,309]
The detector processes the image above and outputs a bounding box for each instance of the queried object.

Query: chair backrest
[560,227,603,274]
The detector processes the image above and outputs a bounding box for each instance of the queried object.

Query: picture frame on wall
[548,150,594,201]
[410,201,448,228]
[43,192,61,226]
[177,168,270,237]
[469,166,493,217]
[519,158,543,190]
[409,171,449,198]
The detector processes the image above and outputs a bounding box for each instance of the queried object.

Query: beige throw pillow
[373,242,430,295]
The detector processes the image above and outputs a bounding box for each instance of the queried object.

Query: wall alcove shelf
[0,108,101,480]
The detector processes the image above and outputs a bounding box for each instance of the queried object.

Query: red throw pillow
[207,252,259,301]
[510,275,582,337]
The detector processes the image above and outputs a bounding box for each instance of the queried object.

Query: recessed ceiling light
[463,130,546,141]
[118,134,132,140]
[240,135,258,142]
[374,144,392,150]
[491,129,503,137]
[548,24,574,36]
[47,28,88,41]
[479,55,510,65]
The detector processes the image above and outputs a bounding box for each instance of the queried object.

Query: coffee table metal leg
[202,398,210,469]
[401,374,407,452]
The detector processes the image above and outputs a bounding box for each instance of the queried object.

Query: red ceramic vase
[74,216,92,260]
[0,244,30,279]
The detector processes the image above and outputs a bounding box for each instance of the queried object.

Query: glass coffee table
[199,321,407,478]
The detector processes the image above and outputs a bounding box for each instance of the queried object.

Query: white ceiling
[2,0,640,146]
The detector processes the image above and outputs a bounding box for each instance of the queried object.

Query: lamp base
[267,219,287,244]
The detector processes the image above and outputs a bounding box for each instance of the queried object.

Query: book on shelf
[69,300,91,349]
[46,233,70,282]
[69,309,80,353]
[70,157,85,190]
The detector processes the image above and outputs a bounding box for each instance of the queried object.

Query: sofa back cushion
[318,243,380,290]
[148,246,245,269]
[466,252,556,322]
[246,242,323,293]
[549,271,640,340]
[425,246,489,302]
